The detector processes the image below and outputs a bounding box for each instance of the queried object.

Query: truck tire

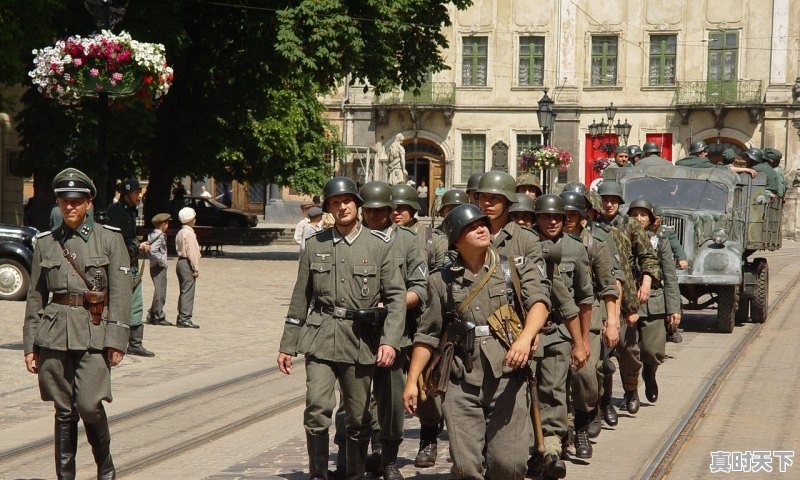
[716,285,738,333]
[0,258,30,301]
[750,258,768,323]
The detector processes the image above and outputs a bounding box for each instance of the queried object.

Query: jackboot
[573,410,592,459]
[126,324,155,357]
[624,389,640,414]
[414,423,439,468]
[383,462,404,480]
[600,375,618,426]
[84,410,115,480]
[306,431,329,480]
[54,418,78,480]
[587,408,602,438]
[643,364,659,403]
[364,430,382,475]
[345,435,370,480]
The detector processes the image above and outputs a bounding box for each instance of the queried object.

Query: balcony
[374,82,456,106]
[673,80,763,126]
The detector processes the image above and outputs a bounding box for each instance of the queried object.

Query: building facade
[325,0,800,214]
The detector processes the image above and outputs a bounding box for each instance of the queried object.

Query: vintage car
[0,224,37,301]
[605,165,781,333]
[179,196,258,228]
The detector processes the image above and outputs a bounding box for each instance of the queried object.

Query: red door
[584,134,618,186]
[645,133,673,162]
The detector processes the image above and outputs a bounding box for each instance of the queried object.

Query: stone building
[323,0,800,215]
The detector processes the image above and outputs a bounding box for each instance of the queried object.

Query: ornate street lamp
[537,88,556,146]
[588,102,631,156]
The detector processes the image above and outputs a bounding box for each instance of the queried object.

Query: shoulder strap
[55,234,98,290]
[455,248,497,317]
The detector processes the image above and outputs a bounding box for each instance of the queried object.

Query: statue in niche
[387,133,408,185]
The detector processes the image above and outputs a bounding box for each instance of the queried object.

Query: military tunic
[774,166,787,197]
[278,223,406,475]
[407,220,448,270]
[753,163,782,196]
[23,220,131,423]
[636,155,673,167]
[415,248,550,480]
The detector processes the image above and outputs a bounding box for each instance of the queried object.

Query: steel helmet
[439,189,470,212]
[559,191,588,217]
[627,145,643,158]
[628,197,655,224]
[391,183,420,211]
[652,204,664,217]
[516,172,542,188]
[597,181,625,203]
[562,181,590,200]
[689,140,708,155]
[509,193,535,214]
[534,194,566,216]
[442,204,490,247]
[476,171,517,203]
[359,181,395,210]
[643,142,660,155]
[763,147,782,164]
[466,172,485,192]
[742,147,764,164]
[322,177,363,213]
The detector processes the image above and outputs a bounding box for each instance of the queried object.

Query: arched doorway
[402,138,445,217]
[704,137,747,165]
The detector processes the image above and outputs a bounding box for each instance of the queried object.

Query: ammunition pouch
[83,290,107,326]
[423,342,455,397]
[486,304,524,348]
[354,307,388,329]
[446,319,476,373]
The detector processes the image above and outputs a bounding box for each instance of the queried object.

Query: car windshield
[623,177,728,212]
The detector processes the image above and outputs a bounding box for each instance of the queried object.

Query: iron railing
[374,82,456,106]
[675,80,762,106]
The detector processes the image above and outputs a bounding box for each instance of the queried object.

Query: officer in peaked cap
[24,167,131,480]
[106,178,154,357]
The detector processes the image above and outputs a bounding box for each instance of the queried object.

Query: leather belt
[474,325,492,337]
[314,305,356,320]
[51,293,82,307]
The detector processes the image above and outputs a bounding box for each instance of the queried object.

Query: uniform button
[475,306,480,311]
[341,259,345,263]
[482,339,487,345]
[341,278,345,283]
[341,298,345,302]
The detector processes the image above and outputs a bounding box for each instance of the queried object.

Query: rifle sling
[56,234,97,291]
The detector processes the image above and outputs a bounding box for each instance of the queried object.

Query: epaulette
[399,226,417,236]
[35,230,52,239]
[102,225,122,232]
[307,228,326,238]
[521,225,541,238]
[567,233,583,243]
[370,229,391,243]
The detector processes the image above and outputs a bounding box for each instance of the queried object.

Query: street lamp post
[537,88,556,146]
[588,102,631,156]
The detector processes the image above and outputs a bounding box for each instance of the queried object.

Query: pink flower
[73,58,82,66]
[90,68,99,77]
[112,72,123,81]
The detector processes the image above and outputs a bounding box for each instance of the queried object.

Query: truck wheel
[0,258,30,301]
[750,258,768,323]
[716,285,738,333]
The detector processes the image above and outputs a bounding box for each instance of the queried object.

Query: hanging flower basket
[593,157,612,173]
[519,146,572,173]
[29,30,173,106]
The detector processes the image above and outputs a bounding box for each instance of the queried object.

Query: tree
[3,0,472,229]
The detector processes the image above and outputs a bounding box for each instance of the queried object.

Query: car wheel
[716,285,738,334]
[0,258,30,301]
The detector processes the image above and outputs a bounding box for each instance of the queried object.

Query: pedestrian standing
[23,168,131,480]
[277,177,406,480]
[416,179,429,217]
[293,201,315,246]
[300,206,324,253]
[106,178,155,357]
[146,213,173,326]
[175,207,201,329]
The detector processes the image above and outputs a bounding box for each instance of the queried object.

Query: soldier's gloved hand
[24,352,39,374]
[402,381,419,414]
[277,352,294,374]
[106,348,124,367]
[570,343,587,371]
[505,333,533,368]
[376,344,396,367]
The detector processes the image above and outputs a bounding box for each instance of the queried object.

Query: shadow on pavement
[0,342,24,351]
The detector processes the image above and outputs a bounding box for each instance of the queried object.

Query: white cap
[178,207,196,224]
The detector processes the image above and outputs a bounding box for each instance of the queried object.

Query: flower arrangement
[519,146,572,173]
[593,157,612,173]
[29,30,173,106]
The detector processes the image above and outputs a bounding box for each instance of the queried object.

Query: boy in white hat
[175,207,201,328]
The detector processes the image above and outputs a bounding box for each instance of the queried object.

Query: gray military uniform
[415,248,550,480]
[278,223,406,478]
[23,220,131,425]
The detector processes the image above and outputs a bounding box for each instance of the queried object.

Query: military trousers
[176,258,196,323]
[415,392,443,430]
[130,263,144,327]
[618,317,666,389]
[537,331,572,456]
[571,330,601,413]
[38,348,112,425]
[148,265,168,321]
[443,372,531,480]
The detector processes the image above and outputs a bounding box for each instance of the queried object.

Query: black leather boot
[54,419,78,480]
[364,430,382,475]
[126,324,155,357]
[414,423,439,468]
[345,435,369,480]
[624,389,640,414]
[587,408,602,438]
[542,453,567,479]
[306,431,329,480]
[383,462,404,480]
[84,410,115,480]
[600,375,618,426]
[643,364,659,403]
[573,410,592,459]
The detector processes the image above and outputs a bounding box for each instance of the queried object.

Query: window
[462,37,488,86]
[649,35,677,86]
[708,31,738,81]
[591,36,618,86]
[461,134,486,182]
[517,134,542,153]
[519,37,545,86]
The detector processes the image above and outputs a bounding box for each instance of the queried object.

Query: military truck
[604,165,781,333]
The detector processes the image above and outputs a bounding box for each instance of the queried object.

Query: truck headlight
[712,228,728,245]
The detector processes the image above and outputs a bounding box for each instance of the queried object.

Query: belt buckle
[69,293,81,307]
[474,325,491,337]
[333,307,348,318]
